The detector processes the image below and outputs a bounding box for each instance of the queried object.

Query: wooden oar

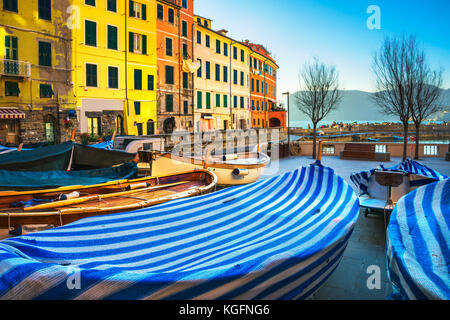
[23,181,191,211]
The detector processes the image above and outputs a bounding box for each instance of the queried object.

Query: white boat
[139,150,271,186]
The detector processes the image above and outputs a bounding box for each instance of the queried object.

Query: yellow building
[194,16,251,132]
[72,0,158,137]
[0,0,76,144]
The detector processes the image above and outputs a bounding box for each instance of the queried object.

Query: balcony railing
[0,59,31,78]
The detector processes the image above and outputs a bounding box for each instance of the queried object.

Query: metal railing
[0,59,31,77]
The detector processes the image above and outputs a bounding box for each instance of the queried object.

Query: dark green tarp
[0,142,137,171]
[0,141,73,171]
[0,162,138,191]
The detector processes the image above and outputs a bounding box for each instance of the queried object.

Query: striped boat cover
[350,159,448,195]
[0,145,31,155]
[387,179,450,300]
[0,162,359,300]
[90,140,114,150]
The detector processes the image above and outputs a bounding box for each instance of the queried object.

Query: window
[197,91,202,109]
[256,80,259,92]
[197,31,202,44]
[168,8,174,23]
[215,64,220,81]
[85,63,97,87]
[165,38,172,56]
[205,35,210,48]
[134,69,142,90]
[38,0,51,20]
[251,78,254,91]
[129,1,146,20]
[166,95,173,112]
[88,117,101,136]
[157,4,163,20]
[38,41,51,67]
[233,96,237,108]
[39,84,54,98]
[223,95,228,108]
[182,72,188,89]
[182,43,188,58]
[240,96,244,108]
[107,25,118,50]
[240,49,244,62]
[240,71,244,86]
[424,145,438,156]
[148,75,154,91]
[205,61,210,79]
[85,0,95,6]
[322,145,335,155]
[233,70,237,85]
[107,0,116,12]
[233,46,237,59]
[146,119,154,135]
[216,40,221,54]
[182,21,187,37]
[5,81,19,96]
[206,92,211,109]
[165,65,174,84]
[3,0,17,12]
[129,32,147,54]
[197,59,202,77]
[375,144,386,153]
[203,20,208,28]
[182,0,187,9]
[216,94,220,107]
[136,122,143,136]
[223,66,228,83]
[223,43,228,57]
[108,66,119,89]
[183,101,188,114]
[134,101,141,115]
[252,100,255,110]
[85,20,97,46]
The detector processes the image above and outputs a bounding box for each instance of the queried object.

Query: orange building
[244,41,280,129]
[156,0,194,133]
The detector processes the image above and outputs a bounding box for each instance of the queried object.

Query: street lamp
[282,91,290,155]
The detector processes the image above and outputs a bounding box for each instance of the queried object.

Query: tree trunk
[312,123,317,159]
[414,122,420,160]
[402,121,409,161]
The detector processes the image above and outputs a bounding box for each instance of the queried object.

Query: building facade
[156,0,194,134]
[245,41,279,129]
[0,0,76,145]
[194,15,251,132]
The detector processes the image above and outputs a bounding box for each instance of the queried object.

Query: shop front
[0,108,25,145]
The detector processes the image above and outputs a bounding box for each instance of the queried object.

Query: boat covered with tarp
[0,162,138,191]
[387,178,449,300]
[0,161,359,300]
[0,141,136,171]
[350,159,448,212]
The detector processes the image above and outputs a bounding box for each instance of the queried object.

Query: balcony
[0,59,31,78]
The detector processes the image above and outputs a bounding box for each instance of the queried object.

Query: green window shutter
[182,21,187,37]
[5,81,20,96]
[223,66,228,83]
[129,0,134,17]
[85,0,96,5]
[206,92,211,109]
[197,91,202,109]
[142,34,147,54]
[134,101,141,115]
[40,84,54,98]
[129,32,134,52]
[148,75,154,90]
[182,72,188,89]
[108,66,118,88]
[134,69,142,90]
[166,95,173,112]
[107,25,118,50]
[86,64,97,87]
[38,0,51,20]
[216,94,220,107]
[142,4,147,20]
[223,95,228,107]
[38,42,51,67]
[85,20,97,46]
[107,0,117,12]
[165,38,172,56]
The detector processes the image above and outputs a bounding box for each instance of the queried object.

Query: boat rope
[156,177,160,185]
[58,210,63,226]
[7,212,10,231]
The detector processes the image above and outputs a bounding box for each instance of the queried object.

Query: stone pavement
[260,156,450,300]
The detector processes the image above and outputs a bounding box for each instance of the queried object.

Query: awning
[202,115,214,120]
[0,109,25,119]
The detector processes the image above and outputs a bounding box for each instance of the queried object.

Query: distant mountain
[289,89,450,122]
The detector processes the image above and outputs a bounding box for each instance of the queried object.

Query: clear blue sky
[194,0,450,100]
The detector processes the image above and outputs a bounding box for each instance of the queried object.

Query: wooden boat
[139,150,270,186]
[0,161,359,300]
[0,169,217,229]
[387,179,449,300]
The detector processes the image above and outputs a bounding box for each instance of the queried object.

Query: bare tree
[293,59,342,159]
[410,58,443,159]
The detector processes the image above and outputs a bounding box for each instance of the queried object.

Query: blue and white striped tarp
[350,159,448,196]
[90,140,114,150]
[387,179,450,300]
[0,162,359,300]
[0,145,31,154]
